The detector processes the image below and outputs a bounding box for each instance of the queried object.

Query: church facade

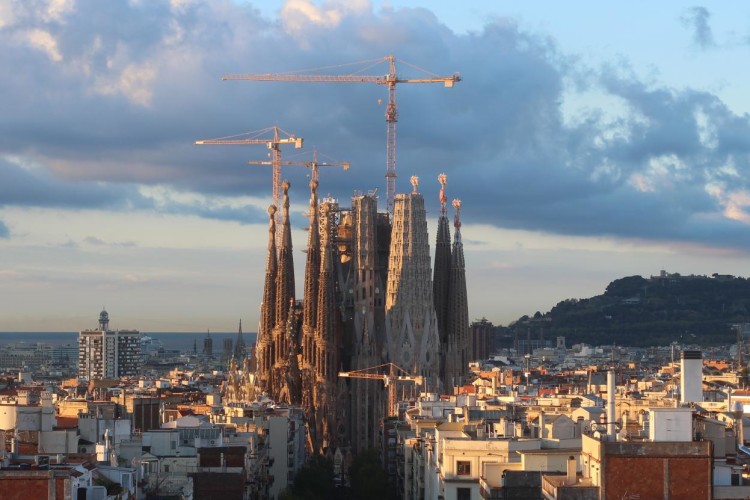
[253,174,469,453]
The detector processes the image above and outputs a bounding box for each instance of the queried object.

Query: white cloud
[170,0,199,13]
[2,154,47,173]
[164,18,186,46]
[628,154,688,192]
[280,0,370,36]
[706,183,750,224]
[41,0,75,23]
[93,60,157,106]
[723,196,750,223]
[694,107,718,149]
[138,185,267,212]
[0,1,17,29]
[22,28,63,61]
[629,173,655,193]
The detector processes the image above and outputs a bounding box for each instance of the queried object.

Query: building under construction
[254,173,469,454]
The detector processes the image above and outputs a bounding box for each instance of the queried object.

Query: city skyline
[3,1,750,331]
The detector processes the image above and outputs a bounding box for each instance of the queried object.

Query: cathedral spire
[302,179,320,367]
[386,183,440,385]
[453,198,463,247]
[316,202,337,383]
[256,205,278,392]
[433,174,452,350]
[234,319,246,361]
[276,181,296,324]
[446,198,469,386]
[268,181,297,401]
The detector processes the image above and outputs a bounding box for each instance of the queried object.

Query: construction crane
[222,55,461,215]
[195,126,303,240]
[247,149,350,184]
[338,363,423,417]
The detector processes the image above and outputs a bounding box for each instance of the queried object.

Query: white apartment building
[79,310,141,380]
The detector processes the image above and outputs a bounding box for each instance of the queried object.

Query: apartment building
[78,309,141,381]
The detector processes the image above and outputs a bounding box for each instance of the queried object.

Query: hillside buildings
[78,310,141,381]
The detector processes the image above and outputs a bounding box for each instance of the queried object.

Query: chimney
[539,409,545,439]
[680,350,703,404]
[10,431,18,457]
[566,455,577,485]
[733,399,745,448]
[728,388,733,414]
[607,370,616,441]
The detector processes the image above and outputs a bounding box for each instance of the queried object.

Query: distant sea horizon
[0,332,258,352]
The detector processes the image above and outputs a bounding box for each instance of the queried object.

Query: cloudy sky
[2,0,750,332]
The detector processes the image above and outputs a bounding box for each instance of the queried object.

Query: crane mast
[195,126,303,242]
[222,55,460,215]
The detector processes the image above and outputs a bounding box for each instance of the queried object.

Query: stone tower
[348,193,387,452]
[271,181,295,399]
[445,199,469,387]
[255,205,277,394]
[233,319,247,362]
[314,199,340,451]
[301,180,321,446]
[385,176,440,390]
[432,173,452,386]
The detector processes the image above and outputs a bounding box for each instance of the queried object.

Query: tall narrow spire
[316,203,337,383]
[256,205,278,392]
[300,179,320,449]
[275,180,295,368]
[386,178,440,385]
[234,319,247,361]
[446,199,469,386]
[453,199,463,246]
[433,174,452,383]
[314,201,339,452]
[260,206,278,336]
[302,179,320,368]
[276,181,295,323]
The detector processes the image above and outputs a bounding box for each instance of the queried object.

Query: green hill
[511,272,750,347]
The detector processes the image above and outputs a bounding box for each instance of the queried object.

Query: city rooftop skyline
[2,1,750,332]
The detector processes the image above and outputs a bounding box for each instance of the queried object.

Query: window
[457,487,471,500]
[456,460,471,476]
